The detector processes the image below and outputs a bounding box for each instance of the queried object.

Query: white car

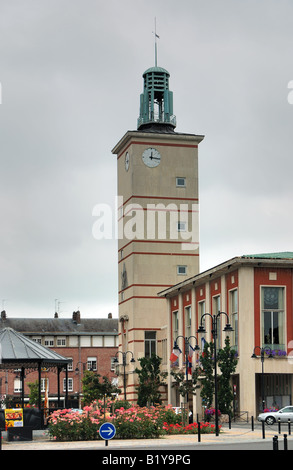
[257,406,293,425]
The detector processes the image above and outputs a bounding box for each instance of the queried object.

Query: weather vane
[153,17,160,67]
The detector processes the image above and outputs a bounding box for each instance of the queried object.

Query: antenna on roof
[55,299,65,317]
[153,17,160,67]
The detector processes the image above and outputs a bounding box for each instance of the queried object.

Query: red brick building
[0,311,118,409]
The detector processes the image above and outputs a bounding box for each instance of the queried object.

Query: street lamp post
[113,351,135,401]
[75,362,89,408]
[197,311,233,436]
[173,336,200,420]
[251,346,273,412]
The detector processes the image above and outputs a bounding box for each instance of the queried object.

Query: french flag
[187,345,195,374]
[170,346,181,363]
[188,345,195,363]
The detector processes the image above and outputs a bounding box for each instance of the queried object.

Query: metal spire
[137,19,176,131]
[153,17,160,67]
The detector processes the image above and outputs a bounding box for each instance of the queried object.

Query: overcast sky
[0,0,293,319]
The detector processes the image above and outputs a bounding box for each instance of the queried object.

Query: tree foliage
[199,341,215,409]
[170,368,200,399]
[81,371,120,405]
[134,354,167,407]
[27,380,40,407]
[198,337,238,415]
[217,336,238,415]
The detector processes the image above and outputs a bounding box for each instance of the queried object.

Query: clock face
[125,152,130,171]
[142,148,161,168]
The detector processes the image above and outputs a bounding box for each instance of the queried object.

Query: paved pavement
[1,423,292,451]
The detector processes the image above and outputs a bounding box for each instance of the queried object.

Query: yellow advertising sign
[5,408,23,428]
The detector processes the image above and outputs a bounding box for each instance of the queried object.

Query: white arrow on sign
[104,426,114,436]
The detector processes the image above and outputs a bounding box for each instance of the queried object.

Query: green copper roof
[138,65,176,130]
[242,252,293,260]
[142,66,170,76]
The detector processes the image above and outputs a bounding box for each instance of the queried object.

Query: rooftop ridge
[242,251,293,259]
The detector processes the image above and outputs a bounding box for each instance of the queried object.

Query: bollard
[251,416,254,432]
[288,419,291,436]
[273,435,279,450]
[278,418,281,434]
[262,420,265,439]
[229,414,231,429]
[197,421,201,442]
[284,434,288,451]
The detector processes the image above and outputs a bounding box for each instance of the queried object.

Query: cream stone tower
[112,63,204,402]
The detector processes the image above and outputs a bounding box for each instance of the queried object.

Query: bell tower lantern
[137,66,176,132]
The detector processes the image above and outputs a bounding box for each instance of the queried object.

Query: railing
[137,114,176,128]
[233,411,249,422]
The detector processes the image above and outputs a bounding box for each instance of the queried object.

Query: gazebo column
[65,364,68,408]
[38,363,42,410]
[21,366,25,408]
[57,366,61,408]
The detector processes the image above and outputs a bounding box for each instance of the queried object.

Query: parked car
[257,406,293,425]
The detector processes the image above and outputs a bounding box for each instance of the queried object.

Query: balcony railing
[137,114,176,129]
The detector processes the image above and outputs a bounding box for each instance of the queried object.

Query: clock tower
[112,64,204,402]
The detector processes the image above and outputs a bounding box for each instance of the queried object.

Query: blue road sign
[99,422,116,440]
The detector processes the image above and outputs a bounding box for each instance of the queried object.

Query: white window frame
[44,336,54,347]
[261,286,285,350]
[177,265,187,275]
[177,221,186,232]
[87,357,97,371]
[213,295,221,349]
[32,336,42,344]
[63,378,73,392]
[198,300,206,346]
[172,310,179,344]
[176,177,186,187]
[67,358,73,371]
[229,288,238,350]
[14,378,22,393]
[41,377,49,393]
[144,331,157,358]
[57,337,66,347]
[110,357,116,371]
[185,306,191,338]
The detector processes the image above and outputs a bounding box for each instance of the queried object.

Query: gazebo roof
[0,327,71,369]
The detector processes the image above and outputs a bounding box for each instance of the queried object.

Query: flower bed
[163,421,220,435]
[47,403,219,441]
[47,408,101,441]
[263,407,279,413]
[204,408,221,418]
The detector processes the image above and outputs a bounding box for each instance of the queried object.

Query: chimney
[1,310,6,320]
[108,312,112,319]
[72,310,81,324]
